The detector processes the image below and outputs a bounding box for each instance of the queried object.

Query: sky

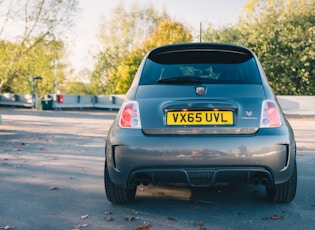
[69,0,248,74]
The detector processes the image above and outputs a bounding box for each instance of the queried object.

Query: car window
[139,51,262,85]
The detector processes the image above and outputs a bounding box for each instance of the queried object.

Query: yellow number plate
[167,111,233,125]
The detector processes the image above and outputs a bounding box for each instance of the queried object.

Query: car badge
[246,111,253,117]
[195,86,206,95]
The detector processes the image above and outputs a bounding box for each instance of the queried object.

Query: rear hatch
[136,84,265,135]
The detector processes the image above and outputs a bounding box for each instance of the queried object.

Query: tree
[0,0,79,94]
[90,3,169,94]
[111,19,193,94]
[202,23,241,44]
[203,0,315,95]
[238,0,315,95]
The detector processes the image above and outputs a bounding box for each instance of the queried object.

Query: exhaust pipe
[133,175,151,186]
[251,177,269,186]
[133,178,142,186]
[141,179,150,186]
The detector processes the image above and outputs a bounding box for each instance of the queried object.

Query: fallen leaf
[194,221,204,226]
[263,214,284,221]
[125,216,135,221]
[135,223,151,230]
[81,214,89,219]
[167,217,177,221]
[0,226,15,230]
[72,224,88,230]
[271,215,283,220]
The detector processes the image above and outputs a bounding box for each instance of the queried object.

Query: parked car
[104,43,297,204]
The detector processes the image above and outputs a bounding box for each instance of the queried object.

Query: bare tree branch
[0,0,13,38]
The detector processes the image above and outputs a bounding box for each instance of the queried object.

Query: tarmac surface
[0,107,314,230]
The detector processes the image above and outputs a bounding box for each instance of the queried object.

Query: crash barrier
[0,93,314,115]
[50,94,125,110]
[277,96,315,116]
[0,94,125,110]
[0,93,33,107]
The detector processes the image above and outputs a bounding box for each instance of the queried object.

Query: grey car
[104,43,297,204]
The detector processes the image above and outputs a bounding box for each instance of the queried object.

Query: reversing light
[119,101,141,129]
[260,100,282,128]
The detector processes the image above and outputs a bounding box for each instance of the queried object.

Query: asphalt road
[0,108,314,230]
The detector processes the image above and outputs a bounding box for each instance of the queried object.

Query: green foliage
[90,3,172,94]
[91,3,193,94]
[204,0,315,95]
[2,0,313,96]
[143,19,193,50]
[0,37,66,95]
[0,0,79,94]
[64,81,91,95]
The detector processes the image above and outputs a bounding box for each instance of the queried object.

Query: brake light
[260,100,282,128]
[119,101,141,129]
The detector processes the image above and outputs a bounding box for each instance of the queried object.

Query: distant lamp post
[31,75,42,109]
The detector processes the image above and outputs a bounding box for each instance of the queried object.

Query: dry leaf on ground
[194,221,204,226]
[81,214,89,219]
[125,216,135,221]
[72,223,88,229]
[167,217,177,221]
[135,223,151,230]
[0,226,15,230]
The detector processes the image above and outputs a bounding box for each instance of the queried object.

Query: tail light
[119,101,141,129]
[260,100,282,128]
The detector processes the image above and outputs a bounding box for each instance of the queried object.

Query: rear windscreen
[139,50,262,85]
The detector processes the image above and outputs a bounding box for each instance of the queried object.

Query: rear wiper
[157,76,203,84]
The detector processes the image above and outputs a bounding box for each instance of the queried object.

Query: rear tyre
[266,162,297,203]
[104,162,136,204]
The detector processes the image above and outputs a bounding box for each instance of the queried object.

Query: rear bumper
[105,125,296,189]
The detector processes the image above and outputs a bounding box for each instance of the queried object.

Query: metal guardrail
[0,93,314,116]
[0,94,125,110]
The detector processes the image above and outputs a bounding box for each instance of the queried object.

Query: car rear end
[105,43,296,204]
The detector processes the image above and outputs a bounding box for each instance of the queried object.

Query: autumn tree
[112,20,193,93]
[0,0,79,94]
[203,0,315,95]
[0,38,65,95]
[239,0,315,95]
[202,23,241,44]
[90,3,169,94]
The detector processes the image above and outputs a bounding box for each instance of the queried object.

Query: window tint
[140,58,262,85]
